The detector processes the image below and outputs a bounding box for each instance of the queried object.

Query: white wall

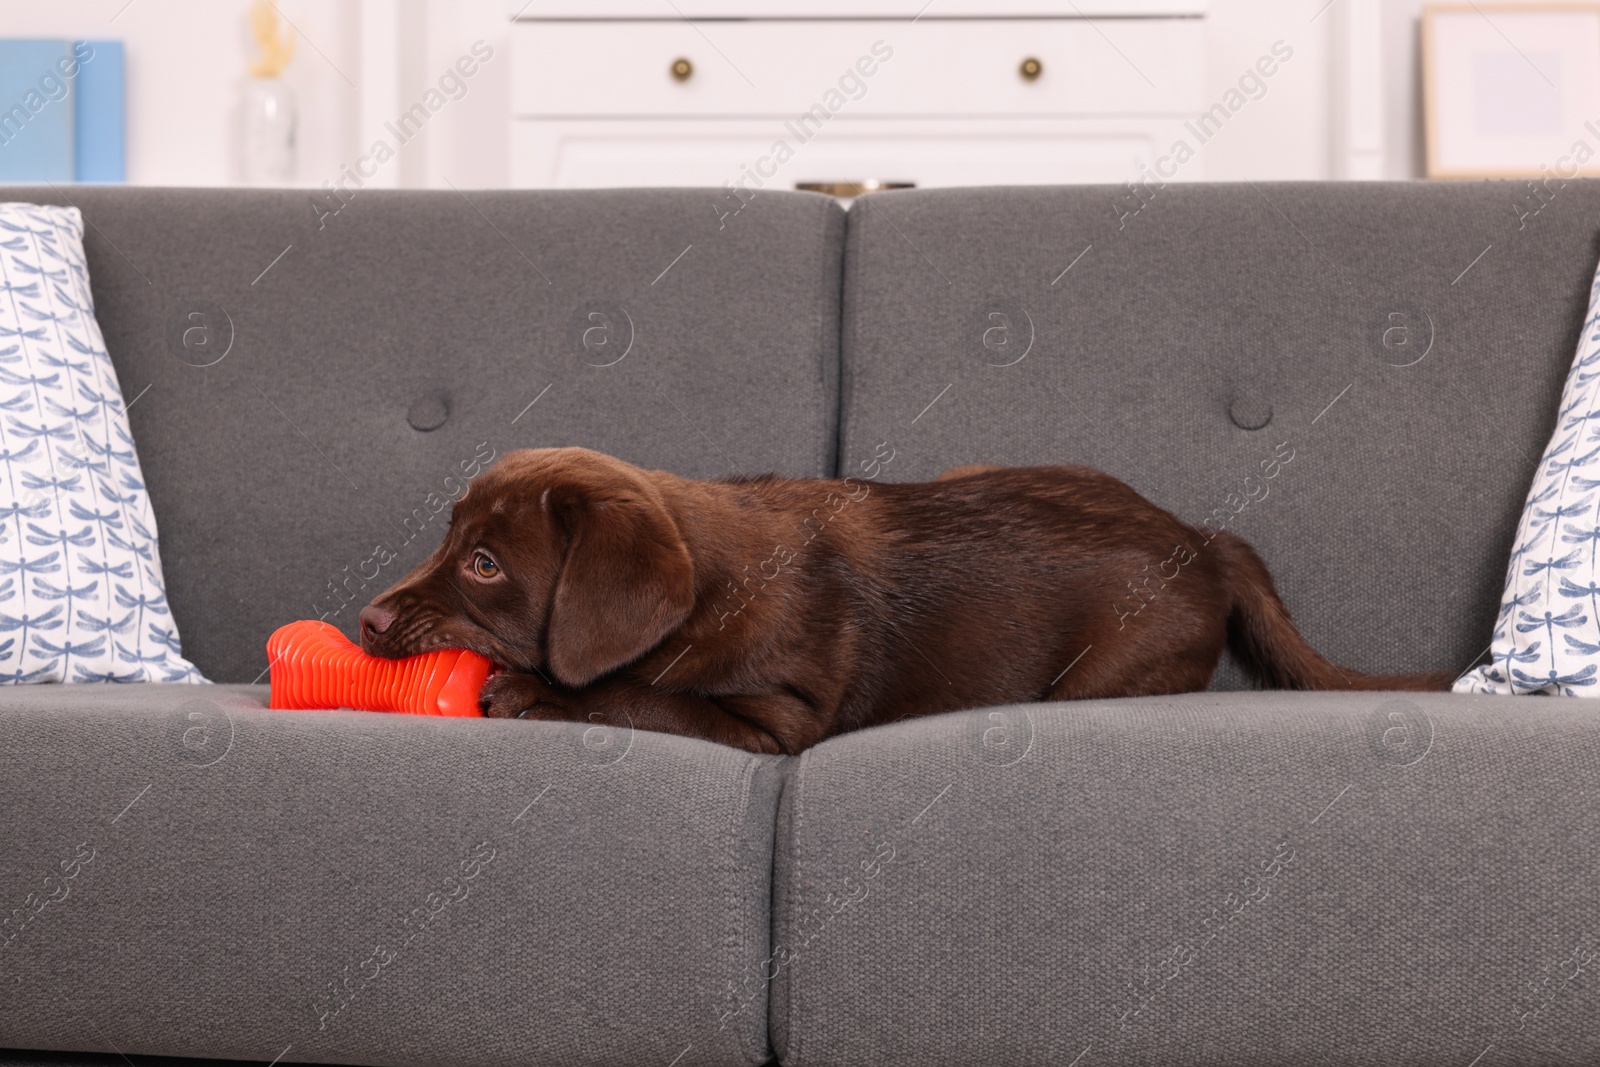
[417,0,513,188]
[1,0,359,186]
[1200,0,1332,181]
[1200,0,1475,182]
[2,0,1446,188]
[1381,0,1427,178]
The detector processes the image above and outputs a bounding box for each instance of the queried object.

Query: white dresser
[509,0,1207,190]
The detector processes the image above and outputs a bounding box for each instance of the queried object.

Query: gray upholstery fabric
[770,691,1600,1067]
[2,187,844,683]
[1,1053,272,1067]
[0,685,781,1067]
[8,183,1600,1067]
[836,183,1600,686]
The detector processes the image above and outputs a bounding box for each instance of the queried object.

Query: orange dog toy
[266,620,491,717]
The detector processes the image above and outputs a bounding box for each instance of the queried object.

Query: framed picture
[1423,4,1600,178]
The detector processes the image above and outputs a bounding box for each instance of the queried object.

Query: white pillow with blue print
[1459,253,1600,696]
[0,201,204,684]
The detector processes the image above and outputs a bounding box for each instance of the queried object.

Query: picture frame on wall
[1423,4,1600,179]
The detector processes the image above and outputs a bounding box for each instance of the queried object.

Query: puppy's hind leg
[1045,590,1227,701]
[1045,637,1219,702]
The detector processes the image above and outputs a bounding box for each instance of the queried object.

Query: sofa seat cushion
[0,1053,259,1067]
[0,686,780,1067]
[771,691,1600,1067]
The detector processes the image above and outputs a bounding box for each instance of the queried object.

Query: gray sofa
[1,182,1597,1067]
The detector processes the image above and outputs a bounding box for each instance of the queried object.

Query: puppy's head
[359,447,695,686]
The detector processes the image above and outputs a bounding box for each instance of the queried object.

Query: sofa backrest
[17,187,844,682]
[836,182,1600,683]
[30,182,1597,686]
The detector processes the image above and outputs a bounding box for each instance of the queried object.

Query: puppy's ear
[546,487,695,686]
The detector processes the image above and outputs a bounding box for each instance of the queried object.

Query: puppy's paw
[478,670,568,720]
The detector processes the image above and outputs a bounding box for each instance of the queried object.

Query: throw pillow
[1458,256,1600,696]
[0,201,204,684]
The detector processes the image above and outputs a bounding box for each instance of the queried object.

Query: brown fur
[358,447,1454,755]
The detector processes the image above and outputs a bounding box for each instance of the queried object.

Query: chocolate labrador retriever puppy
[358,447,1452,754]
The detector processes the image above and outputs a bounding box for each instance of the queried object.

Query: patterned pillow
[0,202,204,684]
[1458,255,1600,696]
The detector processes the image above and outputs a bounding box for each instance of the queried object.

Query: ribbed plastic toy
[266,620,491,717]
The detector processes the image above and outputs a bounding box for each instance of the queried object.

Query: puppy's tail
[1213,532,1456,692]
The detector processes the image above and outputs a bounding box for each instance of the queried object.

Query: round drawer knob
[1019,56,1043,81]
[670,57,693,81]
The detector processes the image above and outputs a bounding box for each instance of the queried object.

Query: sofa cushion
[0,686,781,1067]
[3,187,845,682]
[770,692,1600,1067]
[1457,245,1600,696]
[835,182,1600,684]
[0,201,202,685]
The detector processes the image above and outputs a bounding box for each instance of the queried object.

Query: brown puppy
[358,447,1453,754]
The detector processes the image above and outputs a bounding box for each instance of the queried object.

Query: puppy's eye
[471,553,500,580]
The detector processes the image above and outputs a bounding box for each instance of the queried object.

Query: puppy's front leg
[478,671,786,755]
[478,670,571,721]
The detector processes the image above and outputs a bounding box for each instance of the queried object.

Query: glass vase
[241,76,296,184]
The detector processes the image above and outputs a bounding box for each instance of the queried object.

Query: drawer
[510,117,1203,188]
[510,19,1203,118]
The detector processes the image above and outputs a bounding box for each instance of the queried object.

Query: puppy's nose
[359,604,395,643]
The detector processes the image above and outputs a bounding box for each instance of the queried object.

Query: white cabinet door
[510,117,1202,188]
